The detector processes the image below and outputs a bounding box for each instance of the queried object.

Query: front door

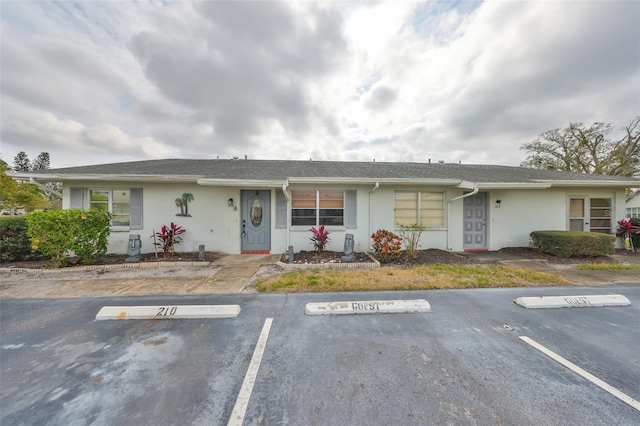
[241,190,271,252]
[463,192,488,250]
[569,197,586,231]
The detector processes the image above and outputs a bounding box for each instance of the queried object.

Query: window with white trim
[394,191,444,227]
[90,189,131,227]
[291,191,344,226]
[626,207,640,218]
[589,198,612,234]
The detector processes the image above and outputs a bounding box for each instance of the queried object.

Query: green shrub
[26,209,112,267]
[0,216,40,262]
[530,230,615,257]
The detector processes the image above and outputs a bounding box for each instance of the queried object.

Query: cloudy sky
[1,0,638,169]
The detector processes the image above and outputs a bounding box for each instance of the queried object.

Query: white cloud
[1,0,638,168]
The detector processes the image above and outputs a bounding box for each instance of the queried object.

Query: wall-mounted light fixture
[227,198,237,211]
[495,199,502,208]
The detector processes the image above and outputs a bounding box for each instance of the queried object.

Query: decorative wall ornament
[175,193,194,217]
[250,198,263,227]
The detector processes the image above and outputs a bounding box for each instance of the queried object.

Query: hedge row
[530,230,615,257]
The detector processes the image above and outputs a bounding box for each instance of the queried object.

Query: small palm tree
[181,193,194,216]
[175,197,185,216]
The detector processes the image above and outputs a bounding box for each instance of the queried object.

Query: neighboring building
[10,159,640,255]
[626,191,640,218]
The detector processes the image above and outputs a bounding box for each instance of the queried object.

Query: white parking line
[519,336,640,412]
[227,318,274,426]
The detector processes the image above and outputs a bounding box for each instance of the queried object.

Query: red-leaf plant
[616,218,640,251]
[310,225,330,257]
[152,222,186,258]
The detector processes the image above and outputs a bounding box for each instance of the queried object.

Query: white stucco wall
[487,188,624,249]
[627,193,640,209]
[63,182,628,255]
[65,182,244,255]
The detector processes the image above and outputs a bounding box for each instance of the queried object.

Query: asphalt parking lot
[1,285,639,425]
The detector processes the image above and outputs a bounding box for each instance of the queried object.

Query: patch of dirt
[0,251,223,269]
[499,247,636,264]
[285,249,483,266]
[284,247,639,267]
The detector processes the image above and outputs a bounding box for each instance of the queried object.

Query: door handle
[242,219,246,237]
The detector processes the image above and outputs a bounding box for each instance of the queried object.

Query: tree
[31,152,50,171]
[14,185,50,212]
[520,117,640,177]
[13,151,30,172]
[4,154,56,212]
[0,160,18,210]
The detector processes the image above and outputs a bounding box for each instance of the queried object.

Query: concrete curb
[95,304,241,320]
[514,294,631,309]
[0,261,211,275]
[305,299,431,315]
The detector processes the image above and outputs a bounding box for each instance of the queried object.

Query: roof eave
[197,178,285,187]
[288,177,464,186]
[10,173,201,183]
[477,183,552,189]
[538,180,639,188]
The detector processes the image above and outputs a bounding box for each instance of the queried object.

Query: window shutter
[345,190,357,229]
[275,190,287,229]
[69,187,84,208]
[130,188,143,230]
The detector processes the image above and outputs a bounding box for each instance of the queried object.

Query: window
[589,198,612,234]
[90,189,131,227]
[394,191,444,227]
[626,207,640,218]
[292,191,344,226]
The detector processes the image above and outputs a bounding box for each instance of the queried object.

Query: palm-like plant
[153,222,186,258]
[310,225,330,257]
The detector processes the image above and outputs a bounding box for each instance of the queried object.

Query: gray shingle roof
[17,159,640,185]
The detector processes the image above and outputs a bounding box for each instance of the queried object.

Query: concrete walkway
[0,254,281,299]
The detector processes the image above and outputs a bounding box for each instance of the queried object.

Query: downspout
[449,183,478,202]
[30,178,62,198]
[447,182,479,251]
[369,181,380,252]
[282,179,290,249]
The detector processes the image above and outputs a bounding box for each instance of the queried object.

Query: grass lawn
[256,263,570,293]
[576,263,640,271]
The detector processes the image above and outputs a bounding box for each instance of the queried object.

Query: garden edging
[276,253,380,271]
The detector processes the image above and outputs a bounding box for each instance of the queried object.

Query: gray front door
[241,190,271,252]
[463,192,487,250]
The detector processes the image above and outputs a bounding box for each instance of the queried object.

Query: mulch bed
[2,247,637,270]
[1,252,223,269]
[287,247,639,267]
